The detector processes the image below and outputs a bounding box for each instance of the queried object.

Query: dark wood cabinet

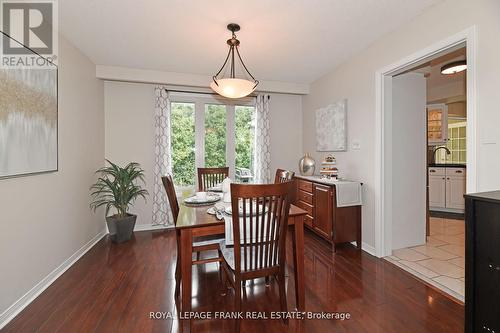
[465,191,500,333]
[313,184,333,239]
[295,177,361,251]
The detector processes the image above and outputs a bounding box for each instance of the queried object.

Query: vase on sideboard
[299,153,315,176]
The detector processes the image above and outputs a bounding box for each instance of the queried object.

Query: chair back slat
[161,174,179,225]
[230,182,293,274]
[197,167,229,191]
[275,168,295,184]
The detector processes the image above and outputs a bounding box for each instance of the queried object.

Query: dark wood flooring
[2,228,464,333]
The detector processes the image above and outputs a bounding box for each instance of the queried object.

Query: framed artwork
[0,34,58,179]
[315,99,347,151]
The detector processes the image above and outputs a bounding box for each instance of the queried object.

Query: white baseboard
[0,229,107,330]
[133,223,174,232]
[350,241,377,256]
[361,242,376,256]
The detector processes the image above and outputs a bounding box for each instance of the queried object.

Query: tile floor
[385,217,465,301]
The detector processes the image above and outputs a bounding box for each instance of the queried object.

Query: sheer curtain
[253,94,271,184]
[152,86,173,226]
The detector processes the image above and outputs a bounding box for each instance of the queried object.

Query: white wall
[302,0,500,249]
[0,36,105,318]
[269,93,303,175]
[104,81,303,226]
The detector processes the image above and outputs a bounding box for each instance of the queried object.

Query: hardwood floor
[2,229,464,333]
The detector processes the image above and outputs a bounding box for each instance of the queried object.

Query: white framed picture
[315,99,347,151]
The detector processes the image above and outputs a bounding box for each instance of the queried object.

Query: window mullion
[195,101,205,188]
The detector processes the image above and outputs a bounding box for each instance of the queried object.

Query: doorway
[374,27,477,301]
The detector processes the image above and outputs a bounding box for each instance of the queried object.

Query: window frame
[169,92,255,185]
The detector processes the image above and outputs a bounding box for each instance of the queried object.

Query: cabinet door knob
[430,170,436,173]
[442,177,445,180]
[455,170,462,173]
[488,263,500,271]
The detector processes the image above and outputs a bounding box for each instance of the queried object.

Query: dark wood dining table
[175,202,307,314]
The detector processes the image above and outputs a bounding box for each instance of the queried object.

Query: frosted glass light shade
[441,61,467,75]
[210,78,256,98]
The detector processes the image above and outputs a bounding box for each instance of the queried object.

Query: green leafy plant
[90,160,148,218]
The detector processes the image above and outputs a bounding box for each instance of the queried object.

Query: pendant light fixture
[210,23,259,98]
[441,60,467,75]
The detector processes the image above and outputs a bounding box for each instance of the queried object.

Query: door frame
[374,26,478,257]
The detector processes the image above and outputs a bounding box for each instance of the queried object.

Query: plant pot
[106,214,137,243]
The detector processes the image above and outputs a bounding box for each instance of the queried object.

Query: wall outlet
[352,141,361,150]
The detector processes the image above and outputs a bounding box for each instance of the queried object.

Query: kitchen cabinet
[446,168,466,210]
[429,168,446,207]
[427,104,448,145]
[294,176,361,251]
[464,191,500,333]
[428,166,466,212]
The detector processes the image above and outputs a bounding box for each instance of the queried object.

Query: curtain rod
[163,88,269,99]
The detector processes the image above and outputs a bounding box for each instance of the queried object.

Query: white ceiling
[59,0,442,84]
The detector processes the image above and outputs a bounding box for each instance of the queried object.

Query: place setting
[183,191,222,206]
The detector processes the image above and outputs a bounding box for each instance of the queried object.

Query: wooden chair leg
[175,255,181,299]
[234,276,242,333]
[265,276,270,286]
[220,262,227,296]
[278,271,288,324]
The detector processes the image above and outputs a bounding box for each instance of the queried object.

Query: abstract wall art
[315,99,347,151]
[0,35,58,178]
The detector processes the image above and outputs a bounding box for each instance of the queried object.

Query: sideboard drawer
[298,190,313,205]
[298,180,313,193]
[296,201,313,216]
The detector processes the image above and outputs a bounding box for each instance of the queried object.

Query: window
[169,94,255,186]
[170,102,196,186]
[235,106,256,181]
[435,118,466,164]
[204,104,227,167]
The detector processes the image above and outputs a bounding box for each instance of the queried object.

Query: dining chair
[161,174,225,300]
[197,167,229,191]
[220,181,294,332]
[275,168,295,183]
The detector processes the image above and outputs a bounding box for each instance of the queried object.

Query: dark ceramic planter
[106,214,137,243]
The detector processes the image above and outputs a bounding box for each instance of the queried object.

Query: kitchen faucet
[432,146,451,164]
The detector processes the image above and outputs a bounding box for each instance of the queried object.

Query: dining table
[175,200,307,315]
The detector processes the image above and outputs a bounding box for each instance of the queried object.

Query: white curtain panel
[152,86,173,226]
[253,94,271,184]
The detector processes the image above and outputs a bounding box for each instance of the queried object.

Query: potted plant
[90,160,148,243]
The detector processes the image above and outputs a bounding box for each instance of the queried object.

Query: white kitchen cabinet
[429,175,446,208]
[427,104,448,145]
[429,167,446,208]
[428,167,466,212]
[446,168,466,210]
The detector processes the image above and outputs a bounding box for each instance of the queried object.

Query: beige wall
[0,37,105,316]
[104,81,155,226]
[302,0,500,249]
[104,81,303,226]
